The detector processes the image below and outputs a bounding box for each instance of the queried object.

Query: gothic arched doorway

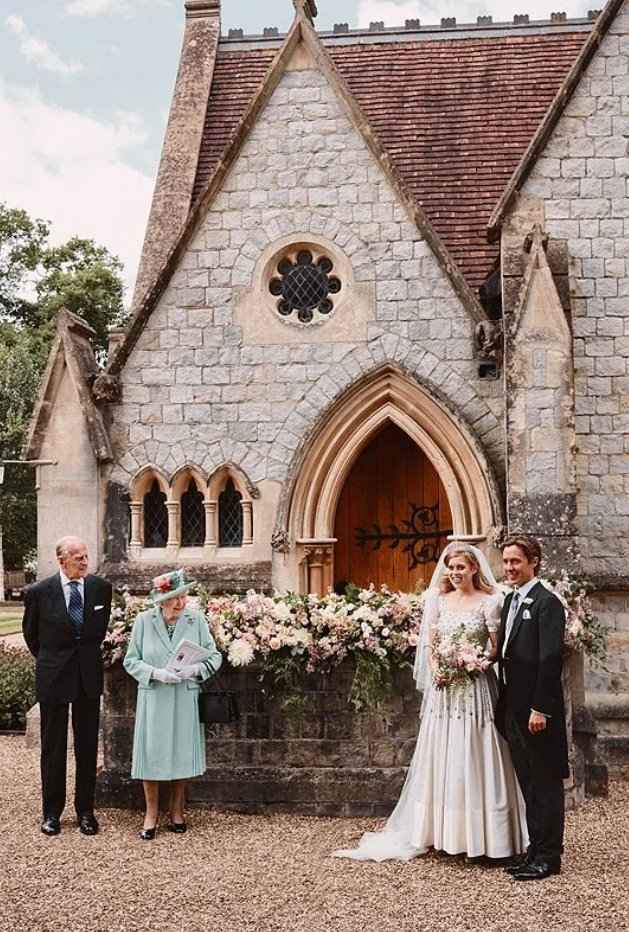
[334,422,452,591]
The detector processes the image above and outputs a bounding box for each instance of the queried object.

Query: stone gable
[108,56,503,502]
[508,2,629,583]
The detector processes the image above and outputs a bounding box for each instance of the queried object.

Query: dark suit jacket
[22,573,113,704]
[495,580,569,778]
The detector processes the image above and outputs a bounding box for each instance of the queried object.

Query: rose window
[269,249,341,324]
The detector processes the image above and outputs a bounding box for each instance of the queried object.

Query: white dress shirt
[59,570,85,610]
[502,576,538,657]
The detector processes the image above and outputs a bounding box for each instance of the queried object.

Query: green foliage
[0,643,36,730]
[0,206,48,319]
[0,330,42,567]
[0,202,126,357]
[0,203,127,566]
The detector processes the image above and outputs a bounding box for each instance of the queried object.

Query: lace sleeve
[484,593,503,634]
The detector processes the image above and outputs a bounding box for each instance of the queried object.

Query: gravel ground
[1,736,627,932]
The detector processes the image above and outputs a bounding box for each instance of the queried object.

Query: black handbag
[198,676,239,724]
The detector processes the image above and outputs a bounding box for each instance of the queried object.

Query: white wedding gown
[334,595,528,862]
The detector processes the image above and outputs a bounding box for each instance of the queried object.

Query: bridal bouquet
[430,624,489,691]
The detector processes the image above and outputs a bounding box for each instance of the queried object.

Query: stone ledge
[97,765,409,817]
[587,691,629,721]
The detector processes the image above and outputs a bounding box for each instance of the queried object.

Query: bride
[334,542,527,862]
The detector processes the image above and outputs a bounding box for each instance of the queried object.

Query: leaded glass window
[269,249,341,324]
[181,479,205,547]
[143,480,168,548]
[219,479,243,547]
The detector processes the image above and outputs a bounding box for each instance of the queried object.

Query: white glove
[174,663,204,681]
[152,668,182,684]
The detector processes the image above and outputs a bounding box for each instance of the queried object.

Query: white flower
[228,638,255,667]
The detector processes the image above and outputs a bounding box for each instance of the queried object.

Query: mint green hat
[149,569,195,605]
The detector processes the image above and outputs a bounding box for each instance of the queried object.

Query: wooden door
[333,422,453,592]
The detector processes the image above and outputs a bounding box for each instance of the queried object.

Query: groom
[495,534,569,881]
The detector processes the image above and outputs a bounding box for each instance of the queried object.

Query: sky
[1,0,592,301]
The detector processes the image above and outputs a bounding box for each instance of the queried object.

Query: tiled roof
[192,29,589,293]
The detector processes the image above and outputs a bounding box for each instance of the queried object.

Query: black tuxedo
[23,573,112,819]
[495,580,568,865]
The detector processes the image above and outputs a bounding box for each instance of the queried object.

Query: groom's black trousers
[505,708,564,864]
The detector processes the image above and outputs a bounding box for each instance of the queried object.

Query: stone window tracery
[219,479,244,547]
[181,479,205,547]
[128,464,256,560]
[143,480,168,548]
[269,247,341,324]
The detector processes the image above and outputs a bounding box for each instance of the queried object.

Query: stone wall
[98,657,601,814]
[506,5,629,585]
[103,55,504,583]
[98,661,420,817]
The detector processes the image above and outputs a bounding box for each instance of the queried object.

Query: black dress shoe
[503,854,533,875]
[78,813,99,836]
[513,861,561,881]
[41,816,61,836]
[167,821,187,834]
[139,826,157,841]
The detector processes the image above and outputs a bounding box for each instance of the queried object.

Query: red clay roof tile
[192,30,589,294]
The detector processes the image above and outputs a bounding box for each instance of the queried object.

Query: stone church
[26,0,629,755]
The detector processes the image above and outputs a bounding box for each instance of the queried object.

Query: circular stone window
[268,248,342,325]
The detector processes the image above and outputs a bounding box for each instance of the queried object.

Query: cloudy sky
[1,0,591,301]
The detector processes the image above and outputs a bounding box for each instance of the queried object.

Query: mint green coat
[123,606,223,781]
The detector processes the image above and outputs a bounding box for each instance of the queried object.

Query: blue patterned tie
[68,581,84,637]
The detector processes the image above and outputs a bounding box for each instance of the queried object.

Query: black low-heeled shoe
[167,821,187,834]
[138,825,158,841]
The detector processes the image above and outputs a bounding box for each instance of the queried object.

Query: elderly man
[22,537,112,836]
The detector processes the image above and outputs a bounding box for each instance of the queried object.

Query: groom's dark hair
[502,533,542,570]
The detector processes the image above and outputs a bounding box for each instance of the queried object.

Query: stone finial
[441,17,456,27]
[92,373,122,404]
[513,13,530,23]
[292,0,318,22]
[184,0,220,18]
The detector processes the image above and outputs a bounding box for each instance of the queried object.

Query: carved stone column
[204,501,217,547]
[166,501,180,552]
[242,501,254,545]
[129,501,143,557]
[300,539,336,596]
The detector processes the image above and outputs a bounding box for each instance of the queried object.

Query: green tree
[0,203,127,568]
[0,203,126,357]
[0,331,41,568]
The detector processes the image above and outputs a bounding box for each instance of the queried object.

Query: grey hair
[55,536,87,560]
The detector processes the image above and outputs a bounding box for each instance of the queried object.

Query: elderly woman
[123,570,222,839]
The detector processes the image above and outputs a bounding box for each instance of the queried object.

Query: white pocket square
[523,609,532,619]
[94,605,104,610]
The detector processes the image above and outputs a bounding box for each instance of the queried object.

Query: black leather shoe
[503,855,533,875]
[78,813,99,836]
[41,816,61,836]
[167,821,187,834]
[139,826,157,841]
[513,861,561,881]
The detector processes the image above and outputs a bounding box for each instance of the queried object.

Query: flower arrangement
[102,589,150,667]
[205,584,423,711]
[102,573,606,708]
[431,625,489,691]
[540,571,608,664]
